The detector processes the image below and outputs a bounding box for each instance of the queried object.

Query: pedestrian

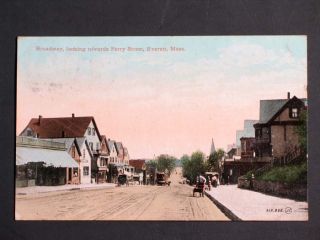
[199,174,206,184]
[212,175,217,187]
[139,173,143,185]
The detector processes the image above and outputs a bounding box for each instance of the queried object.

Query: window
[26,129,32,136]
[89,142,93,151]
[73,168,78,177]
[291,108,298,118]
[100,158,106,166]
[87,128,91,135]
[83,149,86,158]
[96,142,100,150]
[92,128,95,136]
[83,166,89,176]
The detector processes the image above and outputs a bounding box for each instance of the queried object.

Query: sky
[16,36,307,159]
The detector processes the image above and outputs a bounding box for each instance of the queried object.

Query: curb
[205,191,242,221]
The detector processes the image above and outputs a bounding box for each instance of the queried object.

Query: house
[107,139,118,164]
[92,135,109,183]
[19,114,102,184]
[16,136,79,187]
[129,159,147,184]
[253,93,307,161]
[75,137,93,184]
[106,139,120,182]
[129,159,146,174]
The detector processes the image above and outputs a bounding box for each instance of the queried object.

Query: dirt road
[16,168,229,221]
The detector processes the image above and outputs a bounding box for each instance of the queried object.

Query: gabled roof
[100,135,110,153]
[258,96,307,124]
[115,142,124,156]
[20,116,102,140]
[107,139,116,152]
[76,137,93,159]
[259,99,288,124]
[129,159,146,170]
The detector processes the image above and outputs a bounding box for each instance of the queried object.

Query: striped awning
[16,146,79,168]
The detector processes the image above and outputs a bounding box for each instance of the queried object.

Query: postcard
[15,36,308,221]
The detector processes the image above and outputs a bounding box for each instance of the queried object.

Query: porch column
[66,167,69,184]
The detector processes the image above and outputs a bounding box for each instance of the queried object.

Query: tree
[207,149,225,174]
[181,154,191,179]
[295,110,307,152]
[181,151,206,184]
[156,154,177,176]
[146,160,158,170]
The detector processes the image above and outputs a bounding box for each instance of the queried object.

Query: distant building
[236,120,258,147]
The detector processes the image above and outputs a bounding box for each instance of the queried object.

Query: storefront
[16,145,79,187]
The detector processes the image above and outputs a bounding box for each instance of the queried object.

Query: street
[16,169,229,221]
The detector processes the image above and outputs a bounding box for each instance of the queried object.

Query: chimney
[38,115,42,125]
[72,113,75,118]
[287,92,290,99]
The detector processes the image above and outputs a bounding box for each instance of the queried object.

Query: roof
[16,146,79,168]
[100,135,110,153]
[258,97,307,124]
[259,99,288,124]
[129,159,146,170]
[107,139,116,151]
[21,116,101,140]
[115,142,124,156]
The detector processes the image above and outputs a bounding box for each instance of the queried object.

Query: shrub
[258,162,307,185]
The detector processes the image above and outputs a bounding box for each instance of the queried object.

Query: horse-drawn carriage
[193,181,205,197]
[117,174,128,186]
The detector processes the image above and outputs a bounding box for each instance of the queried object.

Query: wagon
[156,172,166,186]
[117,174,128,186]
[193,182,205,197]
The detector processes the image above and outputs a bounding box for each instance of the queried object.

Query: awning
[16,146,79,168]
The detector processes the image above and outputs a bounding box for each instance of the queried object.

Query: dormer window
[291,108,299,118]
[87,128,91,135]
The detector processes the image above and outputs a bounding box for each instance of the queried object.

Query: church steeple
[210,138,216,155]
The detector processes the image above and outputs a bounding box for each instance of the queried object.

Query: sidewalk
[16,182,116,195]
[205,185,308,221]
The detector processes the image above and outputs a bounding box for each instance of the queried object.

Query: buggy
[193,182,205,197]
